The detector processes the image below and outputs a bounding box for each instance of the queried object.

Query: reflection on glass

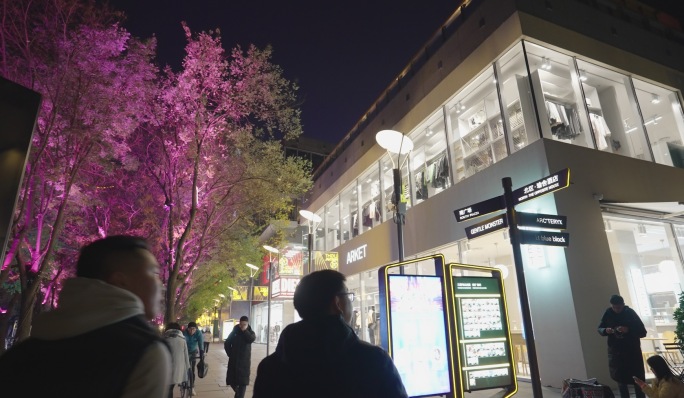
[315,209,325,251]
[576,60,651,160]
[408,112,450,205]
[496,42,538,153]
[632,79,684,168]
[447,67,505,181]
[525,42,593,149]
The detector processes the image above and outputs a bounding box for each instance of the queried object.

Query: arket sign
[346,244,368,265]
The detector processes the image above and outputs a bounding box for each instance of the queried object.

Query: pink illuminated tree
[137,24,310,322]
[0,0,157,342]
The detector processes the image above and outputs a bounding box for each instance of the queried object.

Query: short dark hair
[76,236,151,280]
[609,294,625,305]
[188,322,198,329]
[165,322,181,331]
[647,355,675,380]
[294,269,346,320]
[240,316,249,322]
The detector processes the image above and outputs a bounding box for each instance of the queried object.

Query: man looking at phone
[224,316,256,398]
[598,294,647,398]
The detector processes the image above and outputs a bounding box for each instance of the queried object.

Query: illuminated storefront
[300,0,684,389]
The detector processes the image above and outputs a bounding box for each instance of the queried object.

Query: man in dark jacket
[224,315,256,398]
[0,235,171,397]
[253,269,408,398]
[598,294,647,398]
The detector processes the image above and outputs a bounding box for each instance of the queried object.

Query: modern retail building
[259,0,684,389]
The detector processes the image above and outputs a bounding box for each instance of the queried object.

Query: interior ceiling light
[638,223,647,237]
[651,94,661,104]
[604,220,613,232]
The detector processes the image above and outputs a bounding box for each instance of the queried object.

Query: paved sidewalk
[182,341,567,398]
[173,342,267,398]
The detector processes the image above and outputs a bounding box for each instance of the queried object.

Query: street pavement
[183,341,566,398]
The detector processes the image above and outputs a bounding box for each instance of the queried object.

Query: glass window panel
[360,269,381,345]
[408,112,450,205]
[605,216,684,346]
[632,79,684,167]
[325,198,340,250]
[576,60,651,160]
[525,42,593,149]
[447,67,504,181]
[315,209,325,251]
[340,181,359,243]
[496,42,538,153]
[359,164,381,234]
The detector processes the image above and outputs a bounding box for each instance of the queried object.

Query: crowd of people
[3,235,684,398]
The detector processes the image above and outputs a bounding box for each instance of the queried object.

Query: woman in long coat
[224,316,256,398]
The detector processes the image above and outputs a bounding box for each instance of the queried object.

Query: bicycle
[179,353,202,398]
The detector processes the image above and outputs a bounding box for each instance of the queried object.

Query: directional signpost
[453,168,571,398]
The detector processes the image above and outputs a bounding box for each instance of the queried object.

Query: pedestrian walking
[164,322,191,398]
[203,328,211,352]
[598,294,647,398]
[224,316,256,398]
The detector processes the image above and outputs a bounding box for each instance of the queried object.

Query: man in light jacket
[164,322,191,398]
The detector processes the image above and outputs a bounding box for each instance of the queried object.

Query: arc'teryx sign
[517,212,567,230]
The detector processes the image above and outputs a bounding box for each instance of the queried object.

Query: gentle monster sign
[346,244,368,264]
[465,214,508,240]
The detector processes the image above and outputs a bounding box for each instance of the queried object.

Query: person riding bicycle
[184,321,204,395]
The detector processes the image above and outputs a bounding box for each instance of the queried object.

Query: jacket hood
[164,329,185,339]
[274,315,357,370]
[31,277,146,340]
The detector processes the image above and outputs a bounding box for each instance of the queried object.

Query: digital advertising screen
[387,275,451,397]
[453,276,514,391]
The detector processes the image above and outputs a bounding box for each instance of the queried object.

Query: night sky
[105,0,684,146]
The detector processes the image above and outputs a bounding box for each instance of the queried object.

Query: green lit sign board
[453,275,515,392]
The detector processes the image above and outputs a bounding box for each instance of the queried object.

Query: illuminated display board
[453,276,514,391]
[387,275,451,397]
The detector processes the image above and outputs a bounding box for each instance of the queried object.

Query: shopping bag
[197,358,209,378]
[562,378,615,398]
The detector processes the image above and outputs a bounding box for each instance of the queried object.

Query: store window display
[495,42,538,154]
[340,182,359,243]
[359,165,382,234]
[525,43,593,149]
[604,216,684,352]
[575,60,651,160]
[408,112,450,205]
[447,67,506,181]
[632,79,684,168]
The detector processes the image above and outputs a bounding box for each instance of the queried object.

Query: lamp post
[245,263,259,322]
[375,130,414,262]
[217,293,226,341]
[227,286,237,334]
[299,210,322,274]
[263,245,279,355]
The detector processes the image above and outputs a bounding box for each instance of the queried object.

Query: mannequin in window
[367,306,376,345]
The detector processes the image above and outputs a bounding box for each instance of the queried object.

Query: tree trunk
[15,278,41,341]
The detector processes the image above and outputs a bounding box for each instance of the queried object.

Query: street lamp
[263,245,279,355]
[227,286,237,327]
[299,209,322,274]
[375,129,413,262]
[245,263,259,321]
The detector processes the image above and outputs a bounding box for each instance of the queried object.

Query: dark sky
[106,0,684,146]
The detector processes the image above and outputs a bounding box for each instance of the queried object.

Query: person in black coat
[253,269,408,398]
[598,294,647,398]
[224,316,256,398]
